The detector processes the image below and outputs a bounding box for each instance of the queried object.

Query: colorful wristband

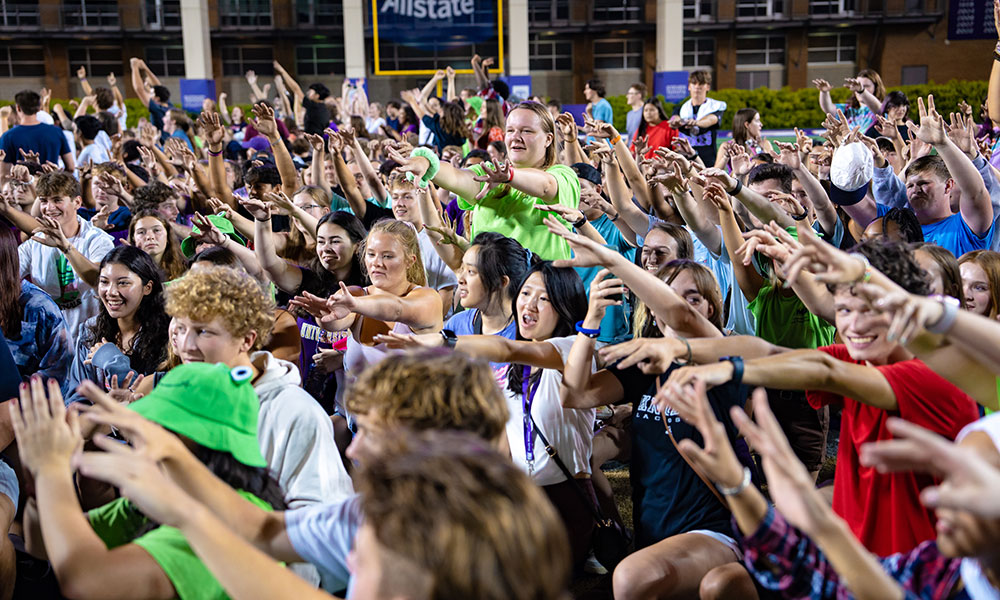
[575,320,601,338]
[207,147,223,157]
[609,135,622,146]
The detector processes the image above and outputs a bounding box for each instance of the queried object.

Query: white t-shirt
[19,216,114,346]
[503,336,596,486]
[77,142,110,167]
[285,495,362,594]
[416,227,458,292]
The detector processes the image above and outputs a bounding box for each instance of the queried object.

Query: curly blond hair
[165,266,275,350]
[345,349,508,444]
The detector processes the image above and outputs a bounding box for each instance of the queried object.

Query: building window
[296,43,345,76]
[683,37,714,68]
[67,46,122,77]
[0,45,45,76]
[736,0,783,18]
[593,0,643,22]
[594,39,643,70]
[528,0,569,23]
[219,0,272,28]
[807,33,856,64]
[0,1,41,28]
[146,45,185,77]
[295,0,340,26]
[901,65,927,85]
[736,35,785,66]
[145,0,180,28]
[683,0,713,20]
[529,36,572,71]
[809,0,855,15]
[221,45,274,76]
[63,0,120,28]
[736,71,772,89]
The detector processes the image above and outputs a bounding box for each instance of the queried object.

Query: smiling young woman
[390,101,581,261]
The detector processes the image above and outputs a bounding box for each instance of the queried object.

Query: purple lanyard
[521,365,542,474]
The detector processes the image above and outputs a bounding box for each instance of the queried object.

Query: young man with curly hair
[104,349,515,595]
[159,266,353,516]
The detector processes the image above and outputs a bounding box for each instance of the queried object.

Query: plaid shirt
[737,505,964,599]
[478,83,513,116]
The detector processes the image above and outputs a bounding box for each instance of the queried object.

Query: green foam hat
[180,214,247,258]
[129,362,266,468]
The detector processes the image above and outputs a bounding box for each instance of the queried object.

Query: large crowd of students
[2,9,1000,597]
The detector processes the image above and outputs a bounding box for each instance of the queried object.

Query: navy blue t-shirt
[0,123,71,165]
[610,362,748,548]
[78,205,132,232]
[421,114,466,151]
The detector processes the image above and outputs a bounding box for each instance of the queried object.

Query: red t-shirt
[633,120,679,159]
[806,344,979,556]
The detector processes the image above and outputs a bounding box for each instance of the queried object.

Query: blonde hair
[356,429,571,600]
[345,350,508,444]
[510,101,557,169]
[361,219,427,286]
[165,266,275,350]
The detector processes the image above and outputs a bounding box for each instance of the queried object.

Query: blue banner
[373,0,498,48]
[655,71,690,103]
[179,79,217,114]
[948,0,997,40]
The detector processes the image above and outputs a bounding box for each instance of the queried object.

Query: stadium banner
[179,79,217,113]
[655,71,690,103]
[371,0,504,75]
[947,0,997,40]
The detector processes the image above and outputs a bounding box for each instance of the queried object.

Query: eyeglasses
[299,204,322,210]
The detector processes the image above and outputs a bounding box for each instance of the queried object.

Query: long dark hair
[636,97,669,140]
[732,108,759,146]
[0,228,22,339]
[307,210,368,295]
[192,445,286,510]
[136,441,286,536]
[470,232,528,314]
[506,261,587,395]
[85,246,170,375]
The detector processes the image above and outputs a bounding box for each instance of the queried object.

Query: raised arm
[555,113,586,166]
[248,103,299,199]
[329,282,443,333]
[387,148,487,204]
[76,66,93,97]
[197,111,235,208]
[586,116,654,212]
[129,58,152,106]
[596,148,648,242]
[245,198,303,293]
[418,184,464,273]
[813,79,838,116]
[547,218,722,339]
[304,134,333,202]
[420,71,445,104]
[271,61,303,99]
[704,182,765,301]
[909,96,992,234]
[328,133,369,217]
[844,77,883,115]
[343,128,387,203]
[244,70,267,104]
[775,140,839,235]
[653,153,721,254]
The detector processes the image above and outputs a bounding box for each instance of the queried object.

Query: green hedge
[605,79,989,133]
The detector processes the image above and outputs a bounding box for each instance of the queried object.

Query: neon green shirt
[89,491,273,599]
[748,284,836,349]
[457,163,580,261]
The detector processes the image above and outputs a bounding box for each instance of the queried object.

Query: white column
[343,0,367,79]
[509,0,529,76]
[180,0,212,79]
[656,0,684,72]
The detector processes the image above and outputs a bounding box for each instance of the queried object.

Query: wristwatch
[571,214,588,229]
[440,329,458,348]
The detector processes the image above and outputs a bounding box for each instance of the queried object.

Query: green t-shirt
[748,284,835,349]
[457,163,580,261]
[89,491,273,600]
